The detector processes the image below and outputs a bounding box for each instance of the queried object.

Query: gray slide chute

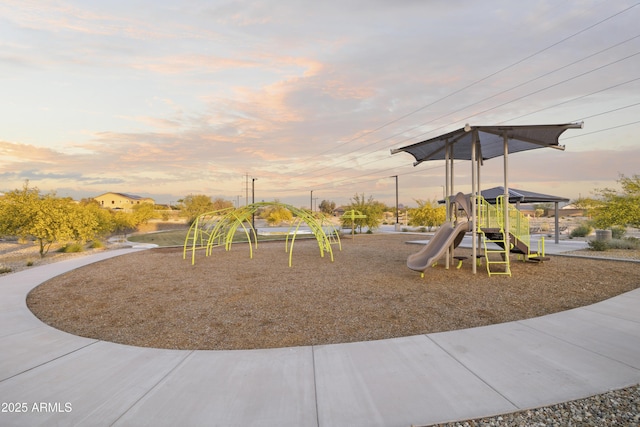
[407,220,470,274]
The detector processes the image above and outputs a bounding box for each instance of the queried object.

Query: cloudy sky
[1,0,638,208]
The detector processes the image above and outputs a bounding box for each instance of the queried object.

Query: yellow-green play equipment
[183,202,340,267]
[392,122,583,277]
[341,209,367,238]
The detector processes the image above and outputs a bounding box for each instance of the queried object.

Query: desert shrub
[570,223,592,238]
[419,227,427,233]
[26,260,34,266]
[0,265,12,274]
[401,228,408,232]
[587,239,608,251]
[608,237,640,250]
[89,240,104,249]
[610,226,626,239]
[59,243,85,253]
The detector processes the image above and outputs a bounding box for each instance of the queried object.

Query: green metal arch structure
[183,202,341,267]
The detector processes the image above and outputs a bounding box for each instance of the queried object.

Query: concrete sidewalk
[1,248,639,426]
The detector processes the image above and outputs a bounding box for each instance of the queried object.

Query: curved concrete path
[1,248,639,427]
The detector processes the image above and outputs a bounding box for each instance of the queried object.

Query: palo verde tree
[408,199,446,231]
[590,174,640,228]
[179,194,232,224]
[260,200,293,225]
[319,200,336,215]
[0,183,94,257]
[341,193,385,232]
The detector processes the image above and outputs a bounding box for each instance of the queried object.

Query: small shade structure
[391,123,583,273]
[442,186,570,244]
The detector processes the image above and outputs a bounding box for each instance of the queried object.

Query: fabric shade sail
[390,123,583,165]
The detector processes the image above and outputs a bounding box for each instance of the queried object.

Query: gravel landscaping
[23,233,640,351]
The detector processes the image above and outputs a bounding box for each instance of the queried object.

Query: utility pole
[310,190,313,212]
[245,173,249,206]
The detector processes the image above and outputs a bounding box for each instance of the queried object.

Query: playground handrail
[477,195,532,253]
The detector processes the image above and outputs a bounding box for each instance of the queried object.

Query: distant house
[93,192,155,209]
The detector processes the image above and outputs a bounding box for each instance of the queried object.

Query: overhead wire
[278,4,640,199]
[293,36,640,182]
[292,53,640,191]
[561,120,640,139]
[291,2,640,178]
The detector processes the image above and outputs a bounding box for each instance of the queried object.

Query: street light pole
[310,190,313,212]
[391,175,399,225]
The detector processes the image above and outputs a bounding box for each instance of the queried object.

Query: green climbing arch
[183,202,341,267]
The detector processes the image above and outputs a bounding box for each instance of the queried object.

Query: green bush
[570,223,592,238]
[608,237,640,250]
[89,240,104,249]
[59,243,85,253]
[401,228,408,232]
[610,226,626,239]
[419,227,427,233]
[587,239,608,251]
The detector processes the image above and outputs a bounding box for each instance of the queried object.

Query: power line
[390,51,640,148]
[575,102,640,121]
[293,2,640,170]
[561,120,640,139]
[277,4,640,197]
[500,77,640,123]
[294,34,640,182]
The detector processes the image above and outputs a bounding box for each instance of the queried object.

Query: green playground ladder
[477,196,512,277]
[477,195,547,276]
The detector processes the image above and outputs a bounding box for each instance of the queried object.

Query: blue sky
[1,0,639,207]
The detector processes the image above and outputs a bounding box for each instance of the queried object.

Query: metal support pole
[445,142,450,270]
[391,175,398,225]
[471,130,477,275]
[251,178,257,241]
[554,202,560,244]
[503,132,510,263]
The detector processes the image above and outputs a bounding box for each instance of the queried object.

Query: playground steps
[481,228,511,277]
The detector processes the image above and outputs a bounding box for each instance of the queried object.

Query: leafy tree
[260,202,293,225]
[408,199,446,231]
[319,200,336,215]
[212,197,234,211]
[591,174,640,228]
[111,210,137,239]
[341,193,385,232]
[0,181,40,238]
[0,184,76,257]
[87,203,115,238]
[180,194,216,224]
[131,202,157,225]
[571,197,602,217]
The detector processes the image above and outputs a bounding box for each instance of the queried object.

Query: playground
[26,233,640,350]
[20,123,640,351]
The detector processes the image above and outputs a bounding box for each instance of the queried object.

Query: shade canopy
[391,123,583,165]
[472,186,570,204]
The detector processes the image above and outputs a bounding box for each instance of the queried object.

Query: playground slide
[407,221,471,274]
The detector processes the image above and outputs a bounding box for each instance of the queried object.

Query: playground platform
[1,246,639,426]
[406,233,591,255]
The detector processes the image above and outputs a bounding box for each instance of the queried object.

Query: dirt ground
[16,233,640,351]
